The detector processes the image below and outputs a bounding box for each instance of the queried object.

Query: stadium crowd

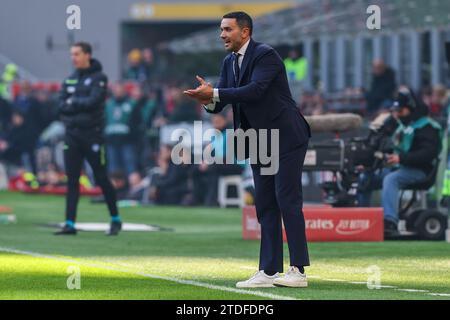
[0,52,449,207]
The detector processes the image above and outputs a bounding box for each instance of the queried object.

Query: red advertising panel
[243,206,384,242]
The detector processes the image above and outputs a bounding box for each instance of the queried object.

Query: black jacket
[398,102,441,175]
[0,97,12,136]
[367,67,397,112]
[59,59,107,135]
[0,121,34,164]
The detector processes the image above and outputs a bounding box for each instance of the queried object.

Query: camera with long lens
[351,114,399,169]
[304,113,399,207]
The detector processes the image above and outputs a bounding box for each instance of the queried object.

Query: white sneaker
[273,266,308,288]
[236,271,280,288]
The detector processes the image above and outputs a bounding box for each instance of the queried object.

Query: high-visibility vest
[284,57,308,81]
[0,63,18,100]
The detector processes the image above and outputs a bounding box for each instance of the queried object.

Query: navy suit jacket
[206,39,311,156]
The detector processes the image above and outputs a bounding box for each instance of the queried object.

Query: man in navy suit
[184,11,311,288]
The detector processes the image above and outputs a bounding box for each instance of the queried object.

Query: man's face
[112,84,126,99]
[398,106,411,118]
[372,60,385,76]
[220,18,249,52]
[20,81,32,96]
[12,113,24,127]
[159,145,172,160]
[130,86,143,100]
[393,106,411,120]
[70,46,90,69]
[289,50,299,60]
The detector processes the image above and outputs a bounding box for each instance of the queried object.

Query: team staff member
[185,12,311,288]
[56,42,122,236]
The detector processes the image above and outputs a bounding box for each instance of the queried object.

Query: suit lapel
[237,39,256,86]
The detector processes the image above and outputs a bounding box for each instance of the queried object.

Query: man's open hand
[183,76,214,105]
[0,140,8,151]
[386,154,400,165]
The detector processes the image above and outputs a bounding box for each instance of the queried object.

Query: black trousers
[64,131,118,222]
[251,142,310,273]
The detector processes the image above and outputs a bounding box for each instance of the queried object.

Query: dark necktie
[233,52,241,128]
[233,52,240,86]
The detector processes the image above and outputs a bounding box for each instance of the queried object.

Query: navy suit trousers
[251,141,310,272]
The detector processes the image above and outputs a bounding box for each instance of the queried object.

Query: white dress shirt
[204,39,251,111]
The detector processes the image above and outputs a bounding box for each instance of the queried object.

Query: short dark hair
[223,11,253,36]
[72,42,92,55]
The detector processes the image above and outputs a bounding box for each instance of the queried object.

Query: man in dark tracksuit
[56,42,121,236]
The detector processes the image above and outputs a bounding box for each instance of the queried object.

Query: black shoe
[106,221,122,236]
[54,225,77,235]
[384,219,398,236]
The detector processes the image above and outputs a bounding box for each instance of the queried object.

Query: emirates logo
[335,219,371,235]
[305,219,334,230]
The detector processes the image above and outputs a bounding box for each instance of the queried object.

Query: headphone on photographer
[393,86,417,111]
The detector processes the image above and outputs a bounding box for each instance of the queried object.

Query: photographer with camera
[357,86,442,235]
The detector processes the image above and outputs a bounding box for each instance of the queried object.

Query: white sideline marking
[312,277,450,297]
[428,293,450,297]
[2,247,449,299]
[322,278,346,282]
[395,289,429,293]
[0,247,297,300]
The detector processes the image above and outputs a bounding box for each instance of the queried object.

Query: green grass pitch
[0,191,449,300]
